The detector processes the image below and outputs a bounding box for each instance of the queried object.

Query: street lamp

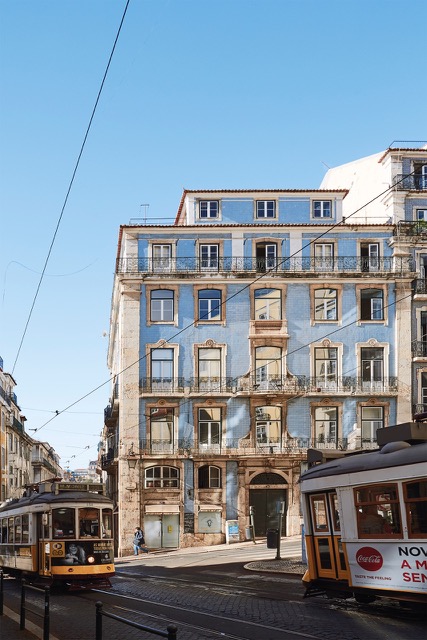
[127,443,139,469]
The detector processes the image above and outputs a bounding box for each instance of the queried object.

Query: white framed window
[256,200,276,218]
[150,407,174,452]
[199,244,219,271]
[314,243,334,270]
[416,209,427,221]
[314,288,337,321]
[255,405,281,445]
[198,465,221,488]
[254,288,281,320]
[256,242,277,271]
[150,290,174,322]
[314,347,338,388]
[151,348,174,391]
[199,201,219,219]
[360,288,384,321]
[198,348,221,391]
[255,346,282,389]
[198,289,221,321]
[198,408,221,448]
[313,200,332,218]
[360,242,379,272]
[145,466,179,489]
[314,406,338,446]
[361,347,384,389]
[152,244,172,272]
[361,406,384,443]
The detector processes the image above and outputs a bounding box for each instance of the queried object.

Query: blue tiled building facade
[104,143,426,556]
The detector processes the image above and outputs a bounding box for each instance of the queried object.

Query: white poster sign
[347,542,427,594]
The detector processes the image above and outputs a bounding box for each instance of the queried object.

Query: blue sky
[1,0,426,468]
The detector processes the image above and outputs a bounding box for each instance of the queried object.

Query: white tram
[0,480,115,589]
[300,423,427,606]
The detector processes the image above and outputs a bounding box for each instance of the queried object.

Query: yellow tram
[0,480,115,589]
[300,423,427,607]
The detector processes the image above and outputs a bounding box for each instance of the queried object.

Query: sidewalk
[0,604,59,640]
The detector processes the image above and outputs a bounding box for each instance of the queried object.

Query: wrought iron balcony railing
[395,221,427,238]
[140,377,186,393]
[100,448,118,470]
[412,341,427,357]
[188,376,236,393]
[133,435,378,457]
[240,375,398,394]
[393,174,427,191]
[116,256,414,276]
[138,375,398,395]
[414,279,427,295]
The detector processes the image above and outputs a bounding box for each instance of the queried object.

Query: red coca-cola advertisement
[356,546,383,571]
[347,542,427,593]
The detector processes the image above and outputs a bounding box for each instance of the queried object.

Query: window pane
[314,289,337,320]
[254,288,281,320]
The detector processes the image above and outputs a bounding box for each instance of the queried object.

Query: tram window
[404,480,427,538]
[52,508,75,538]
[8,517,14,543]
[354,484,401,537]
[310,495,330,532]
[78,508,100,538]
[317,538,333,569]
[22,514,29,543]
[15,516,22,543]
[0,518,7,543]
[329,493,340,532]
[101,509,113,538]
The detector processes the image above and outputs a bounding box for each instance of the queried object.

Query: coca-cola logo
[356,546,383,571]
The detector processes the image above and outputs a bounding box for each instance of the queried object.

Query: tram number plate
[51,542,65,557]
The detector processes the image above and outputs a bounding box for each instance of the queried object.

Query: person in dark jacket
[133,526,149,555]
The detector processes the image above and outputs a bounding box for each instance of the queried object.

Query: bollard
[167,624,178,640]
[95,601,103,640]
[20,579,26,630]
[43,586,50,640]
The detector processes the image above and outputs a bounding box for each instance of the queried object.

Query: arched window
[145,466,179,489]
[198,465,221,489]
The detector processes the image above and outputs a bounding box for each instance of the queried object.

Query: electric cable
[31,169,417,445]
[10,0,131,376]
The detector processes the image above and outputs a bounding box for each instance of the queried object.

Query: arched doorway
[249,472,287,536]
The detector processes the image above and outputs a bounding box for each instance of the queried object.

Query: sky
[0,0,426,470]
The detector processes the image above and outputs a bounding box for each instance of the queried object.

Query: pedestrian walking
[133,526,149,555]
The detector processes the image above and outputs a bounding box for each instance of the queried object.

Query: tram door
[309,492,348,580]
[37,513,50,576]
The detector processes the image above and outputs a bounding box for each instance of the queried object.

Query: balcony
[395,221,427,239]
[116,256,414,277]
[100,447,118,470]
[136,435,377,457]
[140,377,185,394]
[412,341,427,358]
[188,377,235,393]
[393,174,427,191]
[238,375,398,395]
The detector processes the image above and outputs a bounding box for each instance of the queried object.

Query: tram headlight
[87,555,95,564]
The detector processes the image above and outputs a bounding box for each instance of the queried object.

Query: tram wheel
[354,593,376,604]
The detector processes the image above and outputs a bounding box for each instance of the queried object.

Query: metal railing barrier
[20,579,50,640]
[95,601,177,639]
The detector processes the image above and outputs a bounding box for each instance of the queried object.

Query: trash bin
[245,526,253,540]
[266,528,278,549]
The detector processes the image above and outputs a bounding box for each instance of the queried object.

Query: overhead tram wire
[11,0,131,376]
[31,170,416,440]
